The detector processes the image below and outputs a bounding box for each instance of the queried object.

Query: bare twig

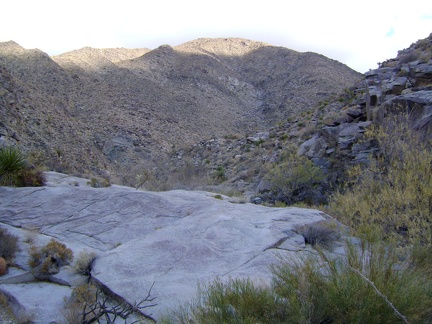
[349,266,409,324]
[80,282,157,323]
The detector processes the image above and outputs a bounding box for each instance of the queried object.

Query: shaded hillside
[0,41,110,174]
[0,38,361,183]
[163,34,432,201]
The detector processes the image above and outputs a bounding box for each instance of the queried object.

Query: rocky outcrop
[298,33,432,171]
[0,172,338,322]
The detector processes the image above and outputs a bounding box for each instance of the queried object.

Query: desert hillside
[0,38,361,182]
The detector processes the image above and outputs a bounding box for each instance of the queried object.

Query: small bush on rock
[74,250,97,277]
[294,220,340,249]
[87,177,110,188]
[0,227,19,262]
[28,239,73,280]
[14,168,46,187]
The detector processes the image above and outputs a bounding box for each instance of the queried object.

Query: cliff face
[0,38,361,182]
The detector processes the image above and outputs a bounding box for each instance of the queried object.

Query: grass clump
[73,250,97,277]
[165,278,289,324]
[272,242,432,323]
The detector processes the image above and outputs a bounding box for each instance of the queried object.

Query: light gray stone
[0,172,327,321]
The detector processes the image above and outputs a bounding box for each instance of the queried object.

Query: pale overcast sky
[1,0,431,73]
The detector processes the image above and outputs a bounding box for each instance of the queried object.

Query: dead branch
[349,266,409,324]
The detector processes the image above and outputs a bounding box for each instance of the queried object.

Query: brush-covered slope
[0,38,361,181]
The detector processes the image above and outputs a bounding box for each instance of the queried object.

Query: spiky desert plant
[0,146,45,187]
[0,146,25,185]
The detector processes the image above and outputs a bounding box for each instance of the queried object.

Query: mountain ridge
[0,37,361,184]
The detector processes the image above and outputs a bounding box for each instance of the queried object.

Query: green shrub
[0,227,19,262]
[279,134,288,141]
[328,116,432,245]
[265,150,327,205]
[166,241,432,323]
[272,241,432,323]
[166,279,289,323]
[213,166,226,182]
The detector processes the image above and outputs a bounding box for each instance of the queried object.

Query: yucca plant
[0,146,25,176]
[0,146,46,187]
[0,146,26,186]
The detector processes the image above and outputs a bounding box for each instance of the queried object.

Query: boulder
[247,131,270,143]
[379,90,432,135]
[412,64,432,86]
[298,135,328,158]
[337,122,371,150]
[346,108,364,119]
[382,77,408,95]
